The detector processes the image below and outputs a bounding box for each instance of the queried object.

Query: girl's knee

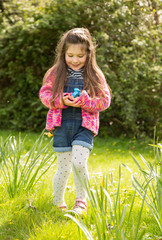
[72,161,85,172]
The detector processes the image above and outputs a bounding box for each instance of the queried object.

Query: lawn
[0,130,161,240]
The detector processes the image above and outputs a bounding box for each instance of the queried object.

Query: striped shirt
[67,67,84,79]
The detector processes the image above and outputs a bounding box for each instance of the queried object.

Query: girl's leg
[53,151,72,205]
[72,145,90,202]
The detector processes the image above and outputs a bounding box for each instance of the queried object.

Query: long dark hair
[43,28,111,107]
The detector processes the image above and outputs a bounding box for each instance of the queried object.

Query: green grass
[0,130,161,240]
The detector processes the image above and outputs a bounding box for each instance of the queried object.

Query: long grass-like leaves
[66,165,142,240]
[124,146,162,232]
[132,179,162,231]
[0,131,55,198]
[134,186,146,239]
[64,213,94,240]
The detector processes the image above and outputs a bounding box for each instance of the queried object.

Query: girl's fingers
[71,100,81,108]
[63,95,70,105]
[63,94,81,107]
[63,94,70,99]
[73,97,80,101]
[68,95,75,101]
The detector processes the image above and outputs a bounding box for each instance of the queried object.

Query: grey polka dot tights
[53,145,90,205]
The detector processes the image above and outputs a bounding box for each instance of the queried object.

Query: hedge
[0,0,161,137]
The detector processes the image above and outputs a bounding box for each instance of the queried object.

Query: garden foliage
[0,131,55,198]
[65,144,162,239]
[0,0,161,137]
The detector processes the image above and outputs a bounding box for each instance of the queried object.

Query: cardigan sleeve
[79,75,111,113]
[39,70,68,109]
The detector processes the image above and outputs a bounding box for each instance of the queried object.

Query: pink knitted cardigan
[39,67,111,136]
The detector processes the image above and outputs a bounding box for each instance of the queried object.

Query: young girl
[39,28,111,214]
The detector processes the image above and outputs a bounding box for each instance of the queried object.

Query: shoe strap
[59,204,67,209]
[54,204,67,209]
[74,199,87,209]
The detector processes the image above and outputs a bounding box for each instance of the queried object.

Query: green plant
[123,144,162,233]
[0,131,55,198]
[0,132,159,239]
[65,166,145,240]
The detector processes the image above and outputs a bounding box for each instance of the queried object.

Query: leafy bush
[0,0,161,137]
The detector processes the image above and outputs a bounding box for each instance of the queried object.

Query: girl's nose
[73,57,78,63]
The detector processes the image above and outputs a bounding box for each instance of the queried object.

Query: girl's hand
[63,94,81,108]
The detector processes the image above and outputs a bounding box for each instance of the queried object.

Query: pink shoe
[54,203,67,212]
[73,199,87,215]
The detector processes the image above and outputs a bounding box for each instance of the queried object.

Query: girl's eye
[67,54,84,58]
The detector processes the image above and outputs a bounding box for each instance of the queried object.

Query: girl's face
[65,44,87,71]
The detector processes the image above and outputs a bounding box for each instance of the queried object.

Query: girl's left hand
[63,94,81,108]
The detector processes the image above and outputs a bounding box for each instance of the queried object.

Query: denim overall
[53,67,93,152]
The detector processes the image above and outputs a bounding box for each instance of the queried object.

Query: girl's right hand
[63,94,81,108]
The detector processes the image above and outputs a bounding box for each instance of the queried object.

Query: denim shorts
[52,119,94,152]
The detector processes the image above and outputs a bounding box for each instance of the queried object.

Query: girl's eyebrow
[66,52,86,55]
